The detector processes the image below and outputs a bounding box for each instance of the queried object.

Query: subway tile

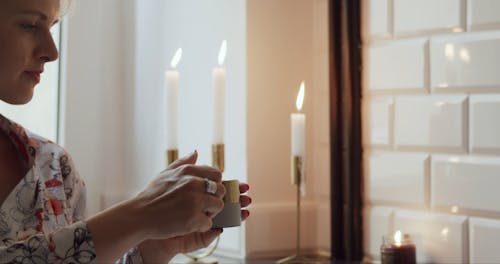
[394,210,467,263]
[432,155,500,213]
[394,96,467,151]
[468,0,500,31]
[470,95,500,154]
[365,206,394,258]
[368,39,427,91]
[366,97,393,146]
[366,0,391,37]
[470,217,500,263]
[367,151,429,205]
[431,31,500,92]
[394,0,463,35]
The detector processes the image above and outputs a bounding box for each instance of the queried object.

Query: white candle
[165,48,182,149]
[291,81,306,156]
[213,40,227,144]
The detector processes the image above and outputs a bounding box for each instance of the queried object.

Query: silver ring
[204,178,217,195]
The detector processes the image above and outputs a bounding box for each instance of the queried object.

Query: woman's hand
[135,151,226,240]
[138,180,252,264]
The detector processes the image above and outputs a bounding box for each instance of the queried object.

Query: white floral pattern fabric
[0,114,143,263]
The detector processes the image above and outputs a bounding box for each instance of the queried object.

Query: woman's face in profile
[0,0,60,105]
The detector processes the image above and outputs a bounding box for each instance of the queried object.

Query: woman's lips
[25,71,42,84]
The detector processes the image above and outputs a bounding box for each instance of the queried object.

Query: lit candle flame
[170,48,183,69]
[296,81,305,111]
[394,230,402,246]
[218,40,227,66]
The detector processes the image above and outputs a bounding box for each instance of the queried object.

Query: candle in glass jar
[213,40,227,144]
[291,81,306,157]
[381,231,416,264]
[165,48,182,149]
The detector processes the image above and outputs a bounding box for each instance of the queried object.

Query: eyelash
[21,23,38,32]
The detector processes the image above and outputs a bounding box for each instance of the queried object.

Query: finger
[199,216,214,233]
[240,195,252,208]
[167,150,198,170]
[239,183,250,193]
[241,210,250,221]
[215,182,226,198]
[203,195,224,216]
[198,229,223,248]
[178,164,222,182]
[202,179,226,198]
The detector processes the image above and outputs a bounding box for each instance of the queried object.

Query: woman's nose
[38,31,59,62]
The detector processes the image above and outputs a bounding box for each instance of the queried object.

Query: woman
[0,0,251,263]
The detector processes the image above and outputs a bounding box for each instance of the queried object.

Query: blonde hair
[60,0,74,16]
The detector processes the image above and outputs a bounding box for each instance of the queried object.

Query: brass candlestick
[166,149,179,166]
[277,156,318,264]
[212,143,225,172]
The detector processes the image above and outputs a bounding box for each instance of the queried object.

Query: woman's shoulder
[0,114,67,164]
[25,129,83,187]
[25,129,72,164]
[26,129,87,214]
[0,115,83,188]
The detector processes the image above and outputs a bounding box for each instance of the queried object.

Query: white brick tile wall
[470,95,500,154]
[394,95,467,151]
[469,217,500,263]
[365,97,393,146]
[366,0,391,38]
[364,0,500,262]
[367,39,427,92]
[431,31,500,92]
[467,0,500,31]
[394,210,468,263]
[394,0,464,36]
[367,151,429,206]
[432,155,500,213]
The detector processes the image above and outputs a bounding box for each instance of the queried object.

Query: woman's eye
[21,23,38,32]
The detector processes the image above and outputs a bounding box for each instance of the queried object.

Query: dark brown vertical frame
[329,0,363,261]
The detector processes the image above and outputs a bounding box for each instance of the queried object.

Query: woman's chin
[1,93,34,105]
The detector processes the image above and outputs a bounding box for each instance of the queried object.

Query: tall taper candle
[213,40,227,144]
[165,48,182,149]
[291,81,306,157]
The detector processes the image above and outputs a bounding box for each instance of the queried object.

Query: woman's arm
[85,198,146,263]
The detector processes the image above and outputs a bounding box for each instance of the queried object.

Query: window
[0,24,61,142]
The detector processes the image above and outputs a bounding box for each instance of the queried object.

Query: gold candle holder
[212,144,225,172]
[166,149,179,166]
[277,156,319,264]
[291,155,303,185]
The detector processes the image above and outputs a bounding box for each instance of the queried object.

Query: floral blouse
[0,114,142,263]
